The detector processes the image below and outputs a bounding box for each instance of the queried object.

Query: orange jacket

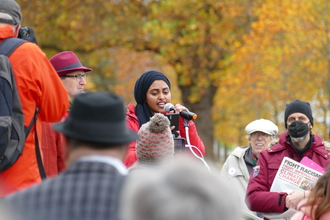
[0,25,69,196]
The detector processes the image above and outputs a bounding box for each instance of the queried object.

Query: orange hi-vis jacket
[0,25,69,197]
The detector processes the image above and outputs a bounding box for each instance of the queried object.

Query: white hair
[0,12,13,19]
[121,157,241,220]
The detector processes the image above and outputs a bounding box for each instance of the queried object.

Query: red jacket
[125,104,205,167]
[41,111,70,178]
[0,25,69,196]
[246,132,330,214]
[41,121,66,177]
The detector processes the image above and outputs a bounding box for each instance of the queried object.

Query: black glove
[18,26,38,44]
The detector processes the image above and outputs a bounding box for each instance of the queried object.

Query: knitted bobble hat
[136,113,174,163]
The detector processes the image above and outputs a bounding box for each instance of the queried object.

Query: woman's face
[146,80,171,114]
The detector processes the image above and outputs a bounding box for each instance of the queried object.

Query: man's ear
[14,25,21,38]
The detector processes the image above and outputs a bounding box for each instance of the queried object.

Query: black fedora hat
[53,92,138,144]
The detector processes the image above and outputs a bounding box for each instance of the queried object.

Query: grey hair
[0,12,13,20]
[120,157,241,220]
[0,12,13,22]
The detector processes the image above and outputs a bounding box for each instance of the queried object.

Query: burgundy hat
[50,51,92,76]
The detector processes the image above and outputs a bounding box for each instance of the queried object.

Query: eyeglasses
[250,132,270,139]
[62,74,86,81]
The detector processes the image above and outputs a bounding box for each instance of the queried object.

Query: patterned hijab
[134,70,171,127]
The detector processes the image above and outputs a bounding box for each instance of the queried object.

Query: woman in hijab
[125,70,205,167]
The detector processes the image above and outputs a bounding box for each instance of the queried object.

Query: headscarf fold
[134,70,171,127]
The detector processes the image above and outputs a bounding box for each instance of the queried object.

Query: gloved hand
[18,26,38,44]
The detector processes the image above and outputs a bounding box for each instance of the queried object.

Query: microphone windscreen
[164,103,175,112]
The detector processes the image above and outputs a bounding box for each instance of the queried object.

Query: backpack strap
[24,108,38,140]
[0,38,46,179]
[0,38,36,139]
[33,108,46,180]
[0,38,26,56]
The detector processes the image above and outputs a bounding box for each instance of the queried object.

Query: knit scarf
[252,153,258,166]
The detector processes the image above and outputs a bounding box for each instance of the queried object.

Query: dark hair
[304,165,330,220]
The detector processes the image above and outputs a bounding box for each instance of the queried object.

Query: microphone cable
[165,103,210,171]
[184,126,211,171]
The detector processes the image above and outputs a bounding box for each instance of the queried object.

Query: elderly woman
[125,70,205,167]
[220,119,279,218]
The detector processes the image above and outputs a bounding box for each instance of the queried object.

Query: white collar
[77,155,128,175]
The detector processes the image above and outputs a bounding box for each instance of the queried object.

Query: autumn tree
[19,0,330,159]
[16,0,259,160]
[223,0,330,146]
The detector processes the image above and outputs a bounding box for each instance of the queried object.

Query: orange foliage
[15,0,330,153]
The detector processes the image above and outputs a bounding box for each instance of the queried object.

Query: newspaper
[263,157,323,220]
[241,209,263,220]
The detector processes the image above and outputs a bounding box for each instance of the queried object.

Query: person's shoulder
[231,146,249,156]
[313,134,330,149]
[10,41,47,63]
[126,104,139,127]
[264,143,286,155]
[126,104,136,115]
[323,140,330,151]
[14,41,43,53]
[5,175,68,219]
[313,134,330,154]
[221,147,248,168]
[262,132,287,153]
[6,176,53,203]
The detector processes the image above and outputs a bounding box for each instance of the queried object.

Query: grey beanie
[0,0,22,25]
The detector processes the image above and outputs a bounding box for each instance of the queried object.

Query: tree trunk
[179,85,217,161]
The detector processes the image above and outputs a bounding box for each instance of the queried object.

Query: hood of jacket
[0,24,15,41]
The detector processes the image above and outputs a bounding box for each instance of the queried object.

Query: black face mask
[288,121,309,138]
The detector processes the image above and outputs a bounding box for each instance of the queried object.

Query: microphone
[164,103,197,120]
[180,110,198,120]
[164,103,175,112]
